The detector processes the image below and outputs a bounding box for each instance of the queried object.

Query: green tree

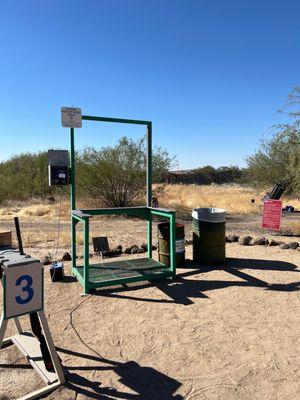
[247,87,300,194]
[77,137,175,207]
[0,152,51,203]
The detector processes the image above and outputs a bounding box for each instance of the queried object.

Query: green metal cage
[69,115,176,294]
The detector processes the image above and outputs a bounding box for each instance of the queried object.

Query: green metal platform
[73,258,172,289]
[69,114,177,294]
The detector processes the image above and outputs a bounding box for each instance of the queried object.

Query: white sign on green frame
[3,262,43,319]
[61,107,82,128]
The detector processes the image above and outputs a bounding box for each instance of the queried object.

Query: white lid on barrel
[192,208,226,223]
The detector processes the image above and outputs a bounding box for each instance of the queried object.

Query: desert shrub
[0,137,175,206]
[247,127,300,194]
[76,137,175,207]
[0,152,51,203]
[195,165,247,184]
[247,87,300,195]
[164,165,248,185]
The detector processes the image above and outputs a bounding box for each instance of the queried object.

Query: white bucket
[192,208,226,223]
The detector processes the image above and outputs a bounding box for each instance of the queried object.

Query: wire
[51,187,58,259]
[53,187,63,262]
[69,295,105,360]
[51,187,63,281]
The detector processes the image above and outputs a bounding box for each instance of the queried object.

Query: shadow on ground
[0,346,183,399]
[2,256,299,399]
[91,257,299,306]
[59,347,183,400]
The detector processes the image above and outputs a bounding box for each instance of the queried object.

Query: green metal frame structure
[70,114,176,294]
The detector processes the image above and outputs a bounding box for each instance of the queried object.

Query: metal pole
[146,122,152,206]
[146,123,152,258]
[70,128,76,272]
[38,311,65,384]
[14,317,23,334]
[0,313,8,349]
[83,218,90,295]
[70,127,75,210]
[14,217,24,255]
[170,213,176,277]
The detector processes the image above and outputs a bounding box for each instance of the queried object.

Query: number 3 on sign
[15,275,34,305]
[3,263,43,320]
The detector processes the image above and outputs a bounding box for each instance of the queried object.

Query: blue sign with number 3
[3,263,43,319]
[15,275,34,305]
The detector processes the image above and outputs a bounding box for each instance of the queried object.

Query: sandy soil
[0,217,299,400]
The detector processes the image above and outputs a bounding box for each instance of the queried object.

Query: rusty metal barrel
[192,208,226,265]
[157,222,185,267]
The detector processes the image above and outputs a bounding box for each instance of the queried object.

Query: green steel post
[71,217,76,273]
[146,122,152,207]
[147,123,152,258]
[170,213,176,277]
[70,127,75,210]
[83,218,90,294]
[70,128,76,271]
[82,115,151,125]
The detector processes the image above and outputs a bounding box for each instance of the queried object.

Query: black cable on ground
[68,295,107,399]
[69,295,105,360]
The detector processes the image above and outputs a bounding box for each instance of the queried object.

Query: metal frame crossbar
[70,115,176,294]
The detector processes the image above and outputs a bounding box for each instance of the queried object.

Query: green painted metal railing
[69,114,176,294]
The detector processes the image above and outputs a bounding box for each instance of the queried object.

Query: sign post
[61,107,82,128]
[0,253,65,399]
[3,262,43,320]
[262,199,282,231]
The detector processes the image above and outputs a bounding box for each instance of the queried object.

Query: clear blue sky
[1,0,299,169]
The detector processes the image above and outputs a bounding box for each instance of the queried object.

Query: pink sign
[262,199,282,230]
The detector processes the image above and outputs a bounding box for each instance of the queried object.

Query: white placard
[61,107,82,128]
[3,263,43,319]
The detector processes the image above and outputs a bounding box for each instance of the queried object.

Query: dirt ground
[0,215,299,400]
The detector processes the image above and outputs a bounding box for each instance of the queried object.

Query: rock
[124,243,157,253]
[279,243,290,249]
[101,249,121,259]
[100,251,110,258]
[185,239,193,245]
[61,252,72,261]
[238,236,252,246]
[269,239,279,246]
[251,237,266,246]
[289,242,299,249]
[227,235,239,243]
[111,248,122,255]
[140,243,148,251]
[131,245,139,254]
[42,256,51,266]
[47,197,55,204]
